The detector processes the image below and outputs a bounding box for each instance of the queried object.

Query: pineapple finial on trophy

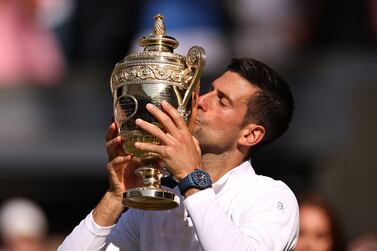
[153,14,165,36]
[139,13,178,52]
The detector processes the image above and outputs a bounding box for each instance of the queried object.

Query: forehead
[212,71,260,102]
[300,205,331,227]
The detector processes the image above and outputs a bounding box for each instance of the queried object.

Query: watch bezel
[178,169,212,195]
[192,169,212,188]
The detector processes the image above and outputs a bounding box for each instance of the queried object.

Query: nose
[197,92,209,112]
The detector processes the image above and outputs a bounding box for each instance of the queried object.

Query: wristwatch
[178,169,212,195]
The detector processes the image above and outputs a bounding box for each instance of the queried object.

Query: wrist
[107,189,124,202]
[174,170,193,182]
[182,187,200,197]
[178,169,212,196]
[93,192,126,227]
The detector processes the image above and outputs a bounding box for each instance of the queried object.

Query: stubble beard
[193,126,232,155]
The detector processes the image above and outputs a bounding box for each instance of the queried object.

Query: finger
[134,141,165,157]
[106,122,118,141]
[145,103,181,138]
[161,100,188,130]
[107,156,131,178]
[135,118,172,144]
[108,155,132,167]
[107,156,131,189]
[106,135,122,152]
[106,135,123,155]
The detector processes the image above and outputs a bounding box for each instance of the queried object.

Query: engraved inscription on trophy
[115,94,138,121]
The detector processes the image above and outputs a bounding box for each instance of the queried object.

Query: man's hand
[107,156,143,197]
[92,124,143,227]
[134,101,202,181]
[106,121,125,161]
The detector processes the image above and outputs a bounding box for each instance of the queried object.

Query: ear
[238,124,265,147]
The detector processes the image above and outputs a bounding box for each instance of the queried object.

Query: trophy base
[123,187,180,210]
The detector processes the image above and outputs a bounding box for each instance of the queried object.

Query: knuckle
[165,147,174,156]
[161,117,170,125]
[106,163,113,171]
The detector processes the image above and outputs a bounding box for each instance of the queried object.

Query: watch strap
[178,169,212,195]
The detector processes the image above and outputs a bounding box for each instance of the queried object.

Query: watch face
[193,170,211,188]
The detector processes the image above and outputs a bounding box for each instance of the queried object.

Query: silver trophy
[110,14,206,210]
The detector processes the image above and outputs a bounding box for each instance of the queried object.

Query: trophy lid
[139,14,179,52]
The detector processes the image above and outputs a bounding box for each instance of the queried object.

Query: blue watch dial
[193,170,211,188]
[178,169,212,195]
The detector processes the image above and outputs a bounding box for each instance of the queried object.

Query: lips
[195,110,204,123]
[194,114,202,124]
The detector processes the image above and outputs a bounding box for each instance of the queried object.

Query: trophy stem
[122,161,180,210]
[135,166,167,188]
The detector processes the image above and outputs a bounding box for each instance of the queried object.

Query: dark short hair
[226,58,294,154]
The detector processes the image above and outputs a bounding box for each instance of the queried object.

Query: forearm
[58,211,114,251]
[59,192,125,251]
[93,191,126,226]
[58,192,135,251]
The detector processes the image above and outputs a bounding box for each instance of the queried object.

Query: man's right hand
[106,121,125,162]
[92,121,142,227]
[105,121,143,193]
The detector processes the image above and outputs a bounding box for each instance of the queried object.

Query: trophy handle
[176,46,206,115]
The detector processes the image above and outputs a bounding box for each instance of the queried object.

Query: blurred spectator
[36,0,75,60]
[0,0,65,86]
[348,233,377,251]
[228,0,310,67]
[294,193,346,251]
[0,198,48,251]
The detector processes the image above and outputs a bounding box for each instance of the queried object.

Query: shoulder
[228,172,299,221]
[246,174,298,208]
[252,174,296,200]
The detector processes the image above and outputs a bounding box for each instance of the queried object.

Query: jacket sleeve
[58,209,140,251]
[58,212,114,251]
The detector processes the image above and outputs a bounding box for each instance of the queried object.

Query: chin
[192,130,204,146]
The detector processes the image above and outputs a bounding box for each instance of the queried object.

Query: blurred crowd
[1,0,376,86]
[0,0,376,250]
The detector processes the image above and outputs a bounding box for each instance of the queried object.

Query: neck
[201,150,245,183]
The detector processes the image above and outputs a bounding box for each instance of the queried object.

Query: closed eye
[217,91,232,106]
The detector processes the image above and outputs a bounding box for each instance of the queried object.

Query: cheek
[297,226,333,251]
[296,234,333,251]
[209,117,239,134]
[317,235,333,251]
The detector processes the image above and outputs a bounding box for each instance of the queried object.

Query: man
[59,58,299,251]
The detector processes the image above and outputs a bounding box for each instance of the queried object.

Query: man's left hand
[134,100,202,181]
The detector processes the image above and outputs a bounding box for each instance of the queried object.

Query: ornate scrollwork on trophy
[111,65,186,88]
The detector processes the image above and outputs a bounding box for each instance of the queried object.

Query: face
[193,71,260,154]
[294,205,334,251]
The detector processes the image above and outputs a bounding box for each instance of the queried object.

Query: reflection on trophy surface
[110,14,206,210]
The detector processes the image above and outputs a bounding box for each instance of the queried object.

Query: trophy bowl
[110,14,206,210]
